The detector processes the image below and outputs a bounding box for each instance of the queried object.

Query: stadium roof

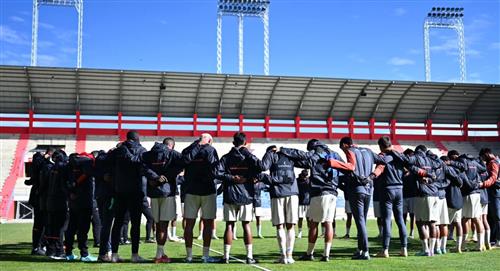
[0,65,499,124]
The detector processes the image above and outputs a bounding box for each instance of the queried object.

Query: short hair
[447,150,460,158]
[266,145,277,152]
[415,145,427,152]
[233,132,246,147]
[479,148,492,157]
[403,148,414,156]
[440,156,450,161]
[126,130,140,141]
[307,139,319,151]
[162,137,175,148]
[340,136,353,146]
[377,136,392,149]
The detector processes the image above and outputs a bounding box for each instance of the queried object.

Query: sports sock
[203,246,210,258]
[186,247,193,259]
[246,244,253,259]
[478,232,485,249]
[429,238,436,254]
[172,226,177,238]
[224,244,231,259]
[457,236,463,250]
[277,228,286,255]
[156,245,164,258]
[440,237,447,251]
[323,242,332,257]
[286,228,295,257]
[307,242,315,255]
[485,230,491,247]
[257,225,262,236]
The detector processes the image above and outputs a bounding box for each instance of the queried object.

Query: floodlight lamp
[432,7,436,11]
[360,90,367,97]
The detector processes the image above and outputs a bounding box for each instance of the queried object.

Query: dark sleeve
[280,147,314,168]
[475,161,487,173]
[257,173,273,186]
[371,150,393,165]
[260,151,277,171]
[445,166,460,188]
[450,160,466,172]
[214,157,235,183]
[240,147,263,170]
[181,141,202,164]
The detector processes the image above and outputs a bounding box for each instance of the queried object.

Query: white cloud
[490,42,500,50]
[37,54,59,66]
[0,25,29,45]
[39,22,55,30]
[387,57,415,66]
[10,16,25,23]
[394,8,406,16]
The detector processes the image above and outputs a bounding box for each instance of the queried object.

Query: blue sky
[1,0,499,83]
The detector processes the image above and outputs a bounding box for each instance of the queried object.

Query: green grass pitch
[1,220,499,271]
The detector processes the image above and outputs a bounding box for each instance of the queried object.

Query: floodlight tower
[424,7,466,82]
[31,0,84,68]
[217,0,270,75]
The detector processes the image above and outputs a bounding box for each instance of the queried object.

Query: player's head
[479,148,493,161]
[126,130,140,142]
[377,136,392,152]
[233,132,247,147]
[415,145,427,153]
[163,137,175,150]
[339,136,353,149]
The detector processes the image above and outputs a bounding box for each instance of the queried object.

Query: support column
[348,118,354,138]
[117,112,123,138]
[426,119,433,141]
[327,117,333,140]
[75,110,81,135]
[369,118,375,140]
[239,114,244,132]
[390,119,397,140]
[28,109,34,134]
[193,113,198,137]
[157,112,162,136]
[295,116,301,138]
[216,114,222,137]
[264,116,270,138]
[462,120,469,141]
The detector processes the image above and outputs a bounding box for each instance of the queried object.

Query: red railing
[0,112,499,142]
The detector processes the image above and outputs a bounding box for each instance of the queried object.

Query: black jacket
[67,154,95,210]
[112,140,147,197]
[46,151,69,212]
[215,147,261,205]
[446,166,464,209]
[258,150,300,199]
[280,141,342,197]
[450,154,486,196]
[142,142,184,198]
[297,175,311,205]
[182,141,219,196]
[406,150,439,197]
[25,152,49,208]
[94,151,114,201]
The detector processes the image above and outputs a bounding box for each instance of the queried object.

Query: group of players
[24,130,499,264]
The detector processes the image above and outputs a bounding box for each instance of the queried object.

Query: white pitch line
[192,242,272,271]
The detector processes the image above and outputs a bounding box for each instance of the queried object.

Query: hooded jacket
[450,154,486,196]
[112,140,147,197]
[181,141,219,196]
[67,153,95,209]
[280,141,342,197]
[405,150,439,197]
[94,150,113,200]
[428,151,459,200]
[258,150,300,199]
[215,147,261,205]
[446,166,464,209]
[46,150,69,212]
[26,152,49,208]
[142,142,184,198]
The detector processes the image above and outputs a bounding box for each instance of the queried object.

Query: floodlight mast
[217,0,270,75]
[424,7,466,82]
[31,0,84,68]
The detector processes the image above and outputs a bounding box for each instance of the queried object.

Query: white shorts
[184,193,217,220]
[298,205,308,218]
[463,194,481,219]
[373,201,381,218]
[345,201,352,214]
[151,197,176,222]
[414,196,439,222]
[224,203,253,222]
[437,198,449,225]
[448,208,462,223]
[403,197,416,214]
[254,207,263,217]
[271,195,299,225]
[481,204,488,215]
[175,195,182,217]
[307,194,337,223]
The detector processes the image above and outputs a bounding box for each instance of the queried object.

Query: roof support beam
[266,77,281,116]
[465,86,493,121]
[194,74,205,114]
[427,83,455,119]
[239,76,252,115]
[390,82,417,120]
[24,67,34,111]
[296,78,314,116]
[328,79,349,117]
[349,80,371,119]
[217,75,229,115]
[118,71,124,113]
[157,72,166,113]
[369,81,394,119]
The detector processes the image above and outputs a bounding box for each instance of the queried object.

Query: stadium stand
[442,141,480,156]
[0,135,19,202]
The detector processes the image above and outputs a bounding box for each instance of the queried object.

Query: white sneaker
[287,257,295,264]
[274,256,288,264]
[197,235,203,240]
